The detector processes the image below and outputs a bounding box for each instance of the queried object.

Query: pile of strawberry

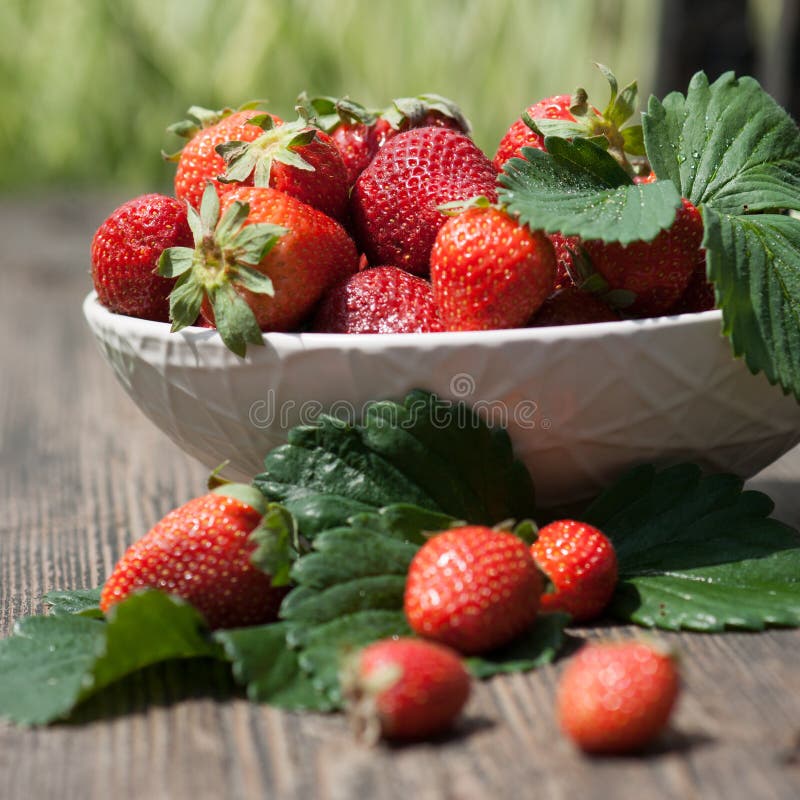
[91,70,713,356]
[100,483,679,753]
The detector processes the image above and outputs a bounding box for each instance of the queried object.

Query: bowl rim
[82,290,724,350]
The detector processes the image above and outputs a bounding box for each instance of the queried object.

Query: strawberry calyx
[295,92,380,131]
[162,100,269,161]
[524,64,646,176]
[158,183,286,357]
[382,93,471,134]
[216,116,319,185]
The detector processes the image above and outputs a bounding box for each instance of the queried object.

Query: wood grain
[0,195,798,800]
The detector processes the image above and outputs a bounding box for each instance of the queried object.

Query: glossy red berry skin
[343,638,471,742]
[529,287,620,327]
[100,487,284,630]
[312,265,444,333]
[530,520,618,621]
[557,641,680,754]
[91,193,193,322]
[351,127,498,275]
[404,526,543,655]
[430,207,556,331]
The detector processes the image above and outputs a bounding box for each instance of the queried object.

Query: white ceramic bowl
[83,291,800,507]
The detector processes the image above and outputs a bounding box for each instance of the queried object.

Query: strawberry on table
[404,525,543,655]
[350,126,498,275]
[90,193,194,322]
[158,184,358,355]
[557,641,681,754]
[530,519,618,621]
[100,484,287,630]
[312,265,444,334]
[430,203,556,330]
[341,638,471,743]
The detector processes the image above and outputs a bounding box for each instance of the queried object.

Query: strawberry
[494,65,647,176]
[298,93,470,186]
[549,232,582,291]
[312,265,444,333]
[158,184,358,355]
[582,198,704,316]
[530,519,618,621]
[404,525,543,655]
[341,638,471,743]
[529,287,620,327]
[557,641,681,754]
[668,254,715,314]
[90,193,193,322]
[100,484,286,630]
[170,106,284,210]
[350,127,498,275]
[430,204,556,330]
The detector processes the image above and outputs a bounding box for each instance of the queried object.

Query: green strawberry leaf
[641,70,800,398]
[464,613,571,678]
[0,591,222,725]
[497,137,682,244]
[43,587,103,617]
[582,463,800,631]
[253,390,537,538]
[215,623,332,711]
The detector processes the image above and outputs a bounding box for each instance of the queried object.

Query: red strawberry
[351,127,498,275]
[299,93,470,186]
[430,205,556,330]
[668,254,715,314]
[582,198,703,316]
[494,66,646,175]
[312,265,444,333]
[158,184,358,355]
[530,519,618,621]
[549,232,582,291]
[215,116,349,221]
[341,638,471,742]
[171,107,284,210]
[529,287,620,327]
[100,484,286,630]
[90,193,193,322]
[557,641,681,754]
[404,525,543,655]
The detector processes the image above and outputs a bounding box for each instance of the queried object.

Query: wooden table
[1,194,799,800]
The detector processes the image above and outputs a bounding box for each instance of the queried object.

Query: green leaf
[215,623,332,710]
[231,265,275,295]
[498,138,682,244]
[0,591,222,725]
[250,504,300,587]
[253,390,537,538]
[168,272,204,332]
[582,464,800,631]
[214,200,250,245]
[643,71,800,214]
[465,613,570,678]
[43,587,103,617]
[703,208,800,399]
[210,282,264,358]
[199,182,221,234]
[157,246,195,278]
[229,222,286,267]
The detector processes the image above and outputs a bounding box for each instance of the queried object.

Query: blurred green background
[0,0,793,194]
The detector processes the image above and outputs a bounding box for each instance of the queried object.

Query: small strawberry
[90,193,193,322]
[158,184,358,355]
[529,287,620,327]
[169,105,284,210]
[312,265,444,333]
[299,93,470,186]
[215,115,349,221]
[350,127,498,275]
[100,484,286,630]
[404,525,543,655]
[530,519,618,621]
[557,641,681,754]
[341,638,471,743]
[494,65,646,176]
[668,253,715,314]
[430,203,556,331]
[582,198,703,316]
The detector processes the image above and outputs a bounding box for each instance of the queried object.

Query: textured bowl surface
[83,292,800,506]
